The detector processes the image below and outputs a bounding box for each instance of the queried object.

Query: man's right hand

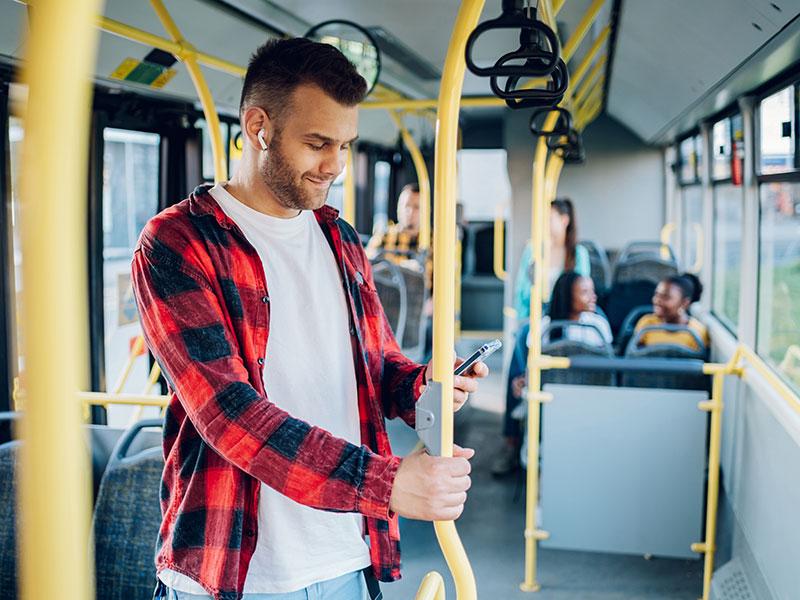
[389,445,474,521]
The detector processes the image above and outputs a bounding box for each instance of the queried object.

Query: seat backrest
[578,240,611,294]
[0,441,20,600]
[622,326,708,389]
[398,266,428,362]
[93,420,164,600]
[614,304,654,354]
[601,280,657,336]
[621,345,709,390]
[616,240,677,264]
[371,258,408,343]
[542,340,614,386]
[613,256,678,286]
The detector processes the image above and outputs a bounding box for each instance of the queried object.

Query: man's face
[397,190,420,232]
[262,83,358,211]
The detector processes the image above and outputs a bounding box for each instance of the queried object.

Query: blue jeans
[168,570,369,600]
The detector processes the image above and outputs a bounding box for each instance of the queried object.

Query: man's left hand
[420,356,490,412]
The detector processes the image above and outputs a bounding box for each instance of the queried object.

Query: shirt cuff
[356,453,402,520]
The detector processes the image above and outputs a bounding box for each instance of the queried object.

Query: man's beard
[260,134,331,211]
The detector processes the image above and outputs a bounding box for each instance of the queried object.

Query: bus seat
[93,419,163,600]
[541,338,615,387]
[371,257,408,343]
[0,440,20,600]
[615,304,654,355]
[615,240,677,264]
[601,279,657,336]
[622,326,708,390]
[398,266,428,363]
[578,240,611,295]
[613,256,678,286]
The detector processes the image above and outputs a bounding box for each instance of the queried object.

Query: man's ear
[241,106,273,151]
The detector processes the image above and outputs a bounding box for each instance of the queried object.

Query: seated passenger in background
[542,271,612,347]
[634,273,709,352]
[513,197,591,320]
[367,182,423,265]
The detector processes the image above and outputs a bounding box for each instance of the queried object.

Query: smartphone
[454,339,502,376]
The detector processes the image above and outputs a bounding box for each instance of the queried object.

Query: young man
[366,183,422,262]
[132,38,487,600]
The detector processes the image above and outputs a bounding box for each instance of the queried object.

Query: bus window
[373,159,391,234]
[197,118,229,183]
[712,183,743,333]
[759,86,795,175]
[712,117,732,181]
[681,185,703,270]
[758,182,800,393]
[102,128,160,425]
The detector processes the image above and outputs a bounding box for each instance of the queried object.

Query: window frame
[0,74,12,420]
[677,132,702,186]
[755,80,800,180]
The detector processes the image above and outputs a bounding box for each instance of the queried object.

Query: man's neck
[225,168,301,219]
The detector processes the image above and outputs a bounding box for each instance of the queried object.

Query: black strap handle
[465,4,560,78]
[490,57,569,109]
[529,107,573,138]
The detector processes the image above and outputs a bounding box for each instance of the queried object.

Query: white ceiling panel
[608,0,800,142]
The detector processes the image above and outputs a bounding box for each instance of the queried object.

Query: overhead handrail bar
[560,0,607,64]
[414,0,486,598]
[150,0,227,182]
[388,111,432,252]
[567,27,609,90]
[17,0,100,598]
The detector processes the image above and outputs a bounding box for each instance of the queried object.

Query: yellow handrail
[417,0,486,598]
[388,111,432,251]
[493,204,507,281]
[570,29,609,91]
[521,109,562,593]
[690,222,705,273]
[561,0,607,63]
[660,222,676,261]
[416,572,447,600]
[149,0,227,182]
[17,1,100,599]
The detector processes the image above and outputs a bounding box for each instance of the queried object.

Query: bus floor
[384,388,704,599]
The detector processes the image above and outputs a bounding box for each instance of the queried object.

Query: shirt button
[261,295,269,303]
[257,358,264,366]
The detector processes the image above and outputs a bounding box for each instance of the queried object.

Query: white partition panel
[540,384,708,559]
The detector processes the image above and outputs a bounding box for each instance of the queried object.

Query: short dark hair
[239,38,368,122]
[665,272,703,303]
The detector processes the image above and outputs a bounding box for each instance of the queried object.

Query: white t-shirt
[159,184,370,594]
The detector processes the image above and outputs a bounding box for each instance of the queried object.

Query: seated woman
[542,271,612,347]
[633,273,709,352]
[492,272,611,476]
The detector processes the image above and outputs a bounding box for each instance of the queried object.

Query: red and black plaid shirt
[131,185,426,600]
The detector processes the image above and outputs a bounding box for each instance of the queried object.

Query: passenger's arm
[131,238,398,520]
[514,244,532,320]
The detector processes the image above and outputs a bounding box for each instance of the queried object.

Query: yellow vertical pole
[149,0,227,182]
[693,370,726,600]
[521,110,561,593]
[493,204,507,281]
[541,154,565,303]
[388,111,431,251]
[17,1,102,599]
[423,0,486,598]
[344,147,356,224]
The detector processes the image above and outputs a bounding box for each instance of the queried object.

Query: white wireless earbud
[257,129,268,151]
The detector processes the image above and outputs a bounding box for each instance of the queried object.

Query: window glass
[679,137,698,183]
[759,86,795,175]
[457,149,511,220]
[757,182,800,394]
[731,114,745,185]
[327,162,347,216]
[712,184,744,332]
[712,118,732,180]
[681,185,703,272]
[102,128,161,425]
[229,123,243,177]
[8,116,24,391]
[197,118,228,183]
[373,160,391,234]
